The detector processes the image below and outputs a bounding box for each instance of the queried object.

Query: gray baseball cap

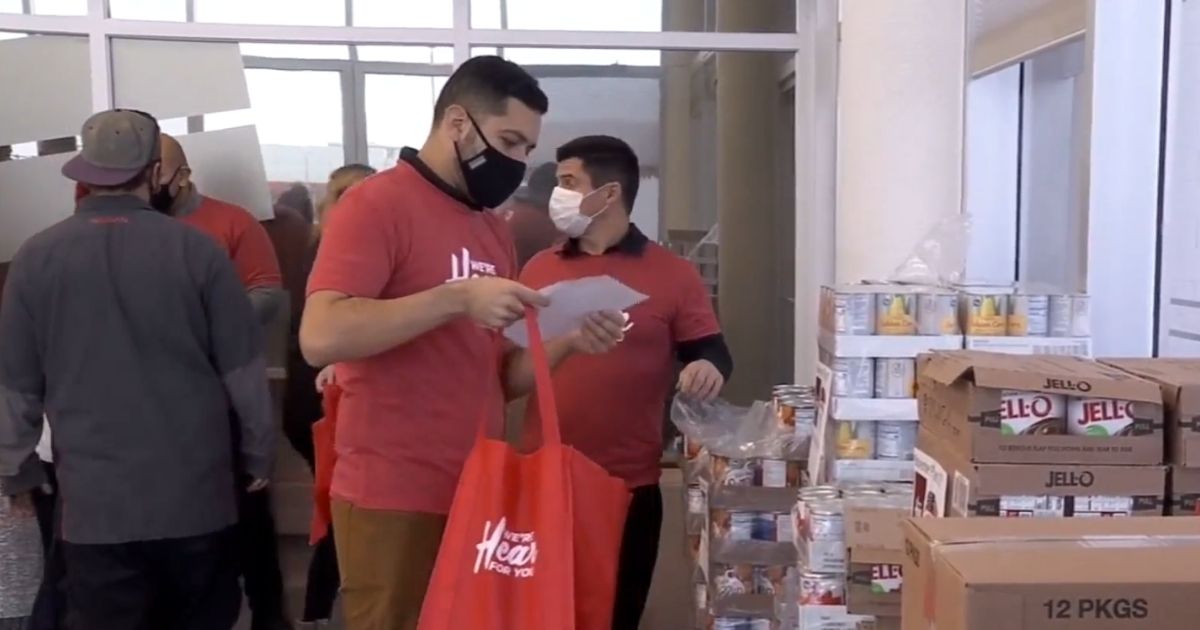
[62,109,161,187]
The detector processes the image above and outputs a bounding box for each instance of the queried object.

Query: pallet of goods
[955,282,1092,357]
[911,351,1167,519]
[813,284,964,487]
[675,394,814,630]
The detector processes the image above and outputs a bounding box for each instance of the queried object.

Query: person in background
[276,183,315,224]
[154,134,291,630]
[265,163,376,630]
[299,56,624,630]
[505,161,562,270]
[520,135,733,629]
[0,109,273,630]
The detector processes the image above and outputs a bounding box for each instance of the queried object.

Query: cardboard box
[1169,465,1200,516]
[902,516,1200,630]
[918,351,1165,465]
[845,505,907,617]
[1103,358,1200,467]
[916,428,1166,518]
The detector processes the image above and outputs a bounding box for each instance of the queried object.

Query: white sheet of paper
[504,275,649,347]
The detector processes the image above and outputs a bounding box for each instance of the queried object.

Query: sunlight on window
[195,0,345,26]
[353,0,453,28]
[364,74,448,170]
[471,0,662,31]
[29,0,86,16]
[109,0,187,21]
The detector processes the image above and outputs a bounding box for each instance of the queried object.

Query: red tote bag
[418,310,631,630]
[309,382,342,545]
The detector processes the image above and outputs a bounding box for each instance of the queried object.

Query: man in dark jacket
[0,109,275,630]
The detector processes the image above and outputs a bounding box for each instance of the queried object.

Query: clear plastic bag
[888,213,972,287]
[671,397,812,460]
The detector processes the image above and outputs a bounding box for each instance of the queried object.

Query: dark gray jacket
[0,194,274,544]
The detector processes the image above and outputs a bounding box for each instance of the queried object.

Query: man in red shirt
[520,135,733,629]
[153,134,291,630]
[299,57,623,630]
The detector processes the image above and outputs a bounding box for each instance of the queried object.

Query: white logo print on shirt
[448,247,498,283]
[473,518,538,578]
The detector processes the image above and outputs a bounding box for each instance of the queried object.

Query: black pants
[613,485,663,630]
[61,527,240,630]
[31,463,66,630]
[237,484,290,629]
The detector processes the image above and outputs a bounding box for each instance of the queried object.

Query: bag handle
[523,307,562,446]
[474,308,561,446]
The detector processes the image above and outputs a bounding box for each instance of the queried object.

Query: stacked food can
[960,287,1090,338]
[789,484,911,629]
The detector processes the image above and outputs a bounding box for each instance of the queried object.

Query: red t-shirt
[519,233,720,488]
[180,195,282,290]
[306,156,516,515]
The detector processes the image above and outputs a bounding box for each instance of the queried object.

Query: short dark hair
[433,56,549,124]
[556,135,640,212]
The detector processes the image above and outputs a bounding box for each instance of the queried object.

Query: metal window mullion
[87,0,111,111]
[185,0,194,22]
[452,0,470,66]
[349,65,368,166]
[241,56,353,72]
[20,0,30,15]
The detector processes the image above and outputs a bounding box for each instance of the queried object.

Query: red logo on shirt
[447,248,498,283]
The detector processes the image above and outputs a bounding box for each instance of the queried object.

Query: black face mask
[150,167,181,213]
[455,114,527,208]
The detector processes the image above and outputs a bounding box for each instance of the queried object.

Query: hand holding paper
[503,275,648,348]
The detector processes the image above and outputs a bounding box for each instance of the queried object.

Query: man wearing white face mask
[520,135,733,629]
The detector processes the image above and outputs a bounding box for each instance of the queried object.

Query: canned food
[917,293,960,335]
[751,513,777,542]
[832,292,876,335]
[776,395,817,443]
[1008,293,1050,336]
[754,565,787,595]
[687,533,701,561]
[730,511,757,541]
[831,358,874,398]
[687,485,706,515]
[761,459,803,488]
[712,564,755,597]
[1073,495,1134,517]
[1000,391,1067,436]
[711,509,731,539]
[1000,495,1067,518]
[712,619,771,630]
[871,563,904,594]
[807,501,845,541]
[683,436,703,461]
[840,483,885,497]
[1049,294,1091,337]
[964,293,1008,336]
[835,420,876,459]
[876,293,917,335]
[775,511,794,543]
[694,583,707,610]
[875,421,917,460]
[1068,398,1136,437]
[874,358,916,399]
[799,571,846,605]
[712,455,758,486]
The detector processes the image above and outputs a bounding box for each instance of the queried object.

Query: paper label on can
[761,459,787,488]
[1068,398,1136,437]
[1073,495,1134,516]
[870,564,903,594]
[877,294,916,335]
[967,294,1008,336]
[1000,495,1067,517]
[687,487,706,515]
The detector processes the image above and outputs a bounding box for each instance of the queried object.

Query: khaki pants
[332,500,447,630]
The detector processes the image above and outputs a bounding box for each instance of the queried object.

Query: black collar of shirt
[76,194,155,214]
[559,223,649,258]
[399,147,482,212]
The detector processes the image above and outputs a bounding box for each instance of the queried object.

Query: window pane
[206,69,345,186]
[240,43,350,60]
[356,45,453,64]
[195,0,346,26]
[110,0,187,21]
[475,47,660,67]
[30,0,86,15]
[0,0,21,14]
[353,0,452,28]
[0,31,25,39]
[364,74,447,170]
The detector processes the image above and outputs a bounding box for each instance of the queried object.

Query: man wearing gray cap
[0,109,274,630]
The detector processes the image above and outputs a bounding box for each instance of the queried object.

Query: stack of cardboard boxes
[1101,359,1200,517]
[912,351,1167,518]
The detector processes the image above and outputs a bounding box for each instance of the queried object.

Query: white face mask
[549,186,607,238]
